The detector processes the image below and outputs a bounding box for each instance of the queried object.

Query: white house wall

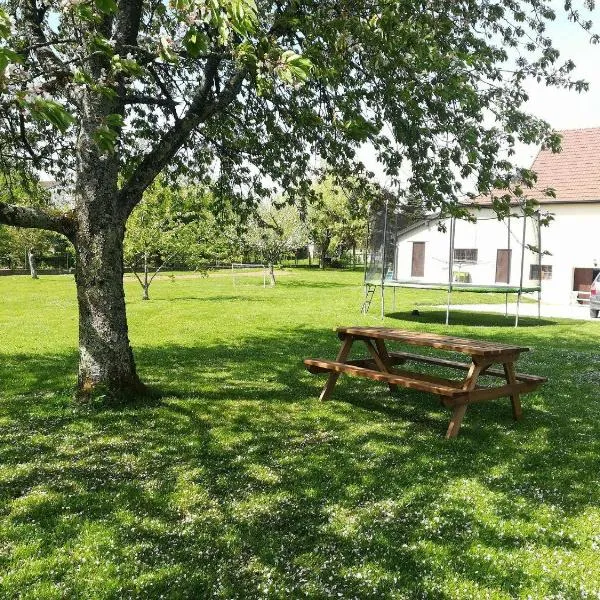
[394,204,597,304]
[537,203,600,304]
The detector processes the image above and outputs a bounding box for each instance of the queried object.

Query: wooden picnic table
[304,327,547,438]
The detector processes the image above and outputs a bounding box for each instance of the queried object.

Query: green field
[0,269,599,599]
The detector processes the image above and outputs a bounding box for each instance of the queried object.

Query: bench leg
[446,404,468,439]
[503,362,523,420]
[319,336,354,401]
[445,359,488,438]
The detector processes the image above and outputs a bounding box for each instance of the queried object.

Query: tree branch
[117,0,301,216]
[0,202,75,238]
[119,58,248,214]
[113,0,143,49]
[23,1,64,69]
[123,95,178,108]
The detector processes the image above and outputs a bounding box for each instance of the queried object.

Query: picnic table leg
[445,360,487,439]
[446,404,468,438]
[319,336,354,401]
[503,361,523,420]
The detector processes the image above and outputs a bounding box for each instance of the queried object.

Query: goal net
[231,263,268,287]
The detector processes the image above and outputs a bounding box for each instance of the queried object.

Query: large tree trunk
[71,78,146,401]
[74,217,146,401]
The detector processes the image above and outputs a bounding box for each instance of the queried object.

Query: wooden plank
[446,405,468,439]
[503,361,523,420]
[319,336,353,401]
[388,351,547,383]
[456,380,542,404]
[462,361,484,391]
[374,339,399,393]
[303,359,464,397]
[363,339,398,393]
[443,359,486,438]
[337,327,529,357]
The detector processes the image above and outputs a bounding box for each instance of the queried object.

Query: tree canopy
[1,1,595,214]
[244,201,308,283]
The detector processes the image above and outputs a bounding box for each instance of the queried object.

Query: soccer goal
[231,263,268,288]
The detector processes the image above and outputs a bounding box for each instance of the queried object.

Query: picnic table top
[336,327,529,357]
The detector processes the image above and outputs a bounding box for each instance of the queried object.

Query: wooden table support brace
[305,327,546,439]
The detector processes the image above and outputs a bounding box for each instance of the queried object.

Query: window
[530,264,552,280]
[453,248,478,263]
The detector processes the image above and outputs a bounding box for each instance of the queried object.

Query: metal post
[380,197,389,320]
[363,220,369,307]
[515,213,527,328]
[445,217,456,326]
[505,216,510,317]
[537,211,542,320]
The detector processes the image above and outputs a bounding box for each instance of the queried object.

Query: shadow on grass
[135,295,269,304]
[279,278,360,289]
[386,309,557,328]
[0,326,599,597]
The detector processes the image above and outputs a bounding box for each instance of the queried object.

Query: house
[393,127,600,305]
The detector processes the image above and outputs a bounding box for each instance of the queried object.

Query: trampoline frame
[363,207,543,327]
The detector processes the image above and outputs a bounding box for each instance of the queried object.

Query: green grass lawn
[1,269,599,599]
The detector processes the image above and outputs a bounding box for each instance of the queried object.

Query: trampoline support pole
[515,213,527,328]
[393,286,396,312]
[537,210,542,321]
[380,197,389,321]
[505,293,508,318]
[446,217,456,326]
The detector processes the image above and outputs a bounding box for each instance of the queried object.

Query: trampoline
[362,199,544,327]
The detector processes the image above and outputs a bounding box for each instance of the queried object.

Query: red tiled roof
[526,127,600,202]
[477,127,600,205]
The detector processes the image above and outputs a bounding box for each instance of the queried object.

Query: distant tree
[308,176,378,268]
[124,180,214,300]
[245,203,308,284]
[0,171,64,277]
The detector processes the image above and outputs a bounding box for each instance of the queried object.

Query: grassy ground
[0,269,599,599]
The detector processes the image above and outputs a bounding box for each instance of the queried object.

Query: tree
[245,202,308,284]
[0,171,62,277]
[124,178,214,300]
[0,1,594,400]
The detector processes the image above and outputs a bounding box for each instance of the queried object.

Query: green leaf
[0,8,12,38]
[92,125,119,153]
[275,50,313,85]
[0,48,21,72]
[183,30,208,58]
[94,0,118,15]
[105,113,124,128]
[29,100,75,133]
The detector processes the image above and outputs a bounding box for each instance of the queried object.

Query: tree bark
[142,251,150,300]
[74,217,146,400]
[269,262,276,286]
[320,237,331,269]
[28,248,39,279]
